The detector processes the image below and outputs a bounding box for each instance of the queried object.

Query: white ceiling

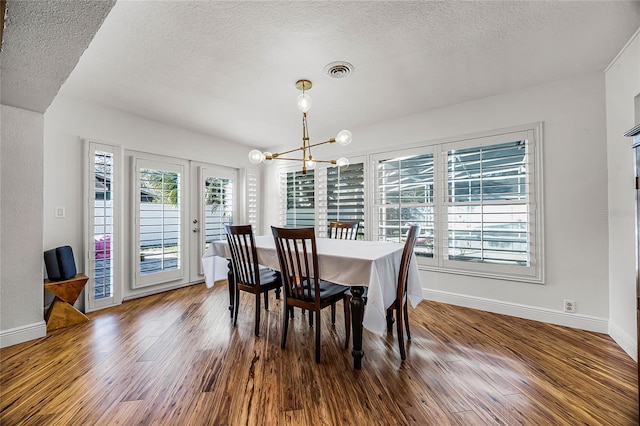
[4,1,640,150]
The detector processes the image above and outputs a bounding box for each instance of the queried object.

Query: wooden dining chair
[386,224,421,360]
[271,226,351,363]
[225,224,282,336]
[324,220,360,331]
[328,220,359,240]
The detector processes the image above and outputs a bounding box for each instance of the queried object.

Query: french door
[189,162,236,282]
[85,149,237,310]
[133,157,187,288]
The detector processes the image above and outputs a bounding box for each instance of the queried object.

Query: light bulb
[248,149,264,164]
[263,151,273,163]
[306,159,316,170]
[297,93,312,112]
[336,129,352,146]
[336,157,349,168]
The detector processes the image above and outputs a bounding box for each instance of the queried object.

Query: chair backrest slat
[397,225,420,302]
[225,224,260,287]
[328,220,359,240]
[272,227,320,307]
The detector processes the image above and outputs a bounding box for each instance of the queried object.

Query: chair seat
[259,268,280,286]
[294,279,348,302]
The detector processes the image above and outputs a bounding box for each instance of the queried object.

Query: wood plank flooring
[1,282,637,425]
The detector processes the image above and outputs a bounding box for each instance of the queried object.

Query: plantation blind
[374,152,434,259]
[285,170,315,227]
[445,139,530,266]
[326,162,365,238]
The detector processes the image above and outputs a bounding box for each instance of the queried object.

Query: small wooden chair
[386,224,421,360]
[271,226,351,363]
[225,224,282,336]
[328,220,360,240]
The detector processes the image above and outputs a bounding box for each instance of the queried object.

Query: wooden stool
[44,273,89,332]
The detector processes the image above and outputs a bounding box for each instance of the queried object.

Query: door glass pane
[204,175,233,249]
[139,168,181,275]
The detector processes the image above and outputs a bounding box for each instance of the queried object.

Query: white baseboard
[0,321,46,348]
[609,320,637,361]
[423,289,609,334]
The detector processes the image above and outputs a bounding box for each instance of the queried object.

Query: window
[446,141,528,265]
[85,141,121,311]
[326,162,365,238]
[275,124,542,282]
[373,124,542,282]
[283,169,315,227]
[374,152,435,259]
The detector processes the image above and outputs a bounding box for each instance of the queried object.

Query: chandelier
[248,79,352,174]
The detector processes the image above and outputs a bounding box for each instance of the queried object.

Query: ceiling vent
[324,61,354,79]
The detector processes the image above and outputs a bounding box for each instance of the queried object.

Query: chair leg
[315,310,321,363]
[309,310,313,327]
[403,300,411,340]
[344,297,351,349]
[396,305,406,360]
[264,291,269,311]
[331,303,336,325]
[233,286,240,327]
[255,292,261,336]
[281,302,289,349]
[275,287,281,300]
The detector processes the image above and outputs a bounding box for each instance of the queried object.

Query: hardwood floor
[1,282,637,425]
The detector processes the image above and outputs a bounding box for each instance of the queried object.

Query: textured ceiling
[0,0,115,113]
[4,1,640,149]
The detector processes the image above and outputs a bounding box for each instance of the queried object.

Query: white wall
[0,105,46,347]
[43,96,252,301]
[263,73,612,334]
[606,28,640,360]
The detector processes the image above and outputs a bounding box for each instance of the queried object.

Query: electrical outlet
[564,299,576,313]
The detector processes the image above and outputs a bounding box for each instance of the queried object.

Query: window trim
[83,140,123,312]
[370,122,544,283]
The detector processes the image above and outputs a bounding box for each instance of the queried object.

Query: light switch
[55,206,66,218]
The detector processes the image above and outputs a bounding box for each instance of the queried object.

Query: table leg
[227,259,235,318]
[350,286,365,370]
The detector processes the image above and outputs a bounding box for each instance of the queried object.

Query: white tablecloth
[202,235,423,335]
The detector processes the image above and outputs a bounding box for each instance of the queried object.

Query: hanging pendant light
[248,79,352,173]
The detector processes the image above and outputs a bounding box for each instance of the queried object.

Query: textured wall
[0,105,45,345]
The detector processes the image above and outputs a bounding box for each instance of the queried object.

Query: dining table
[202,235,423,369]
